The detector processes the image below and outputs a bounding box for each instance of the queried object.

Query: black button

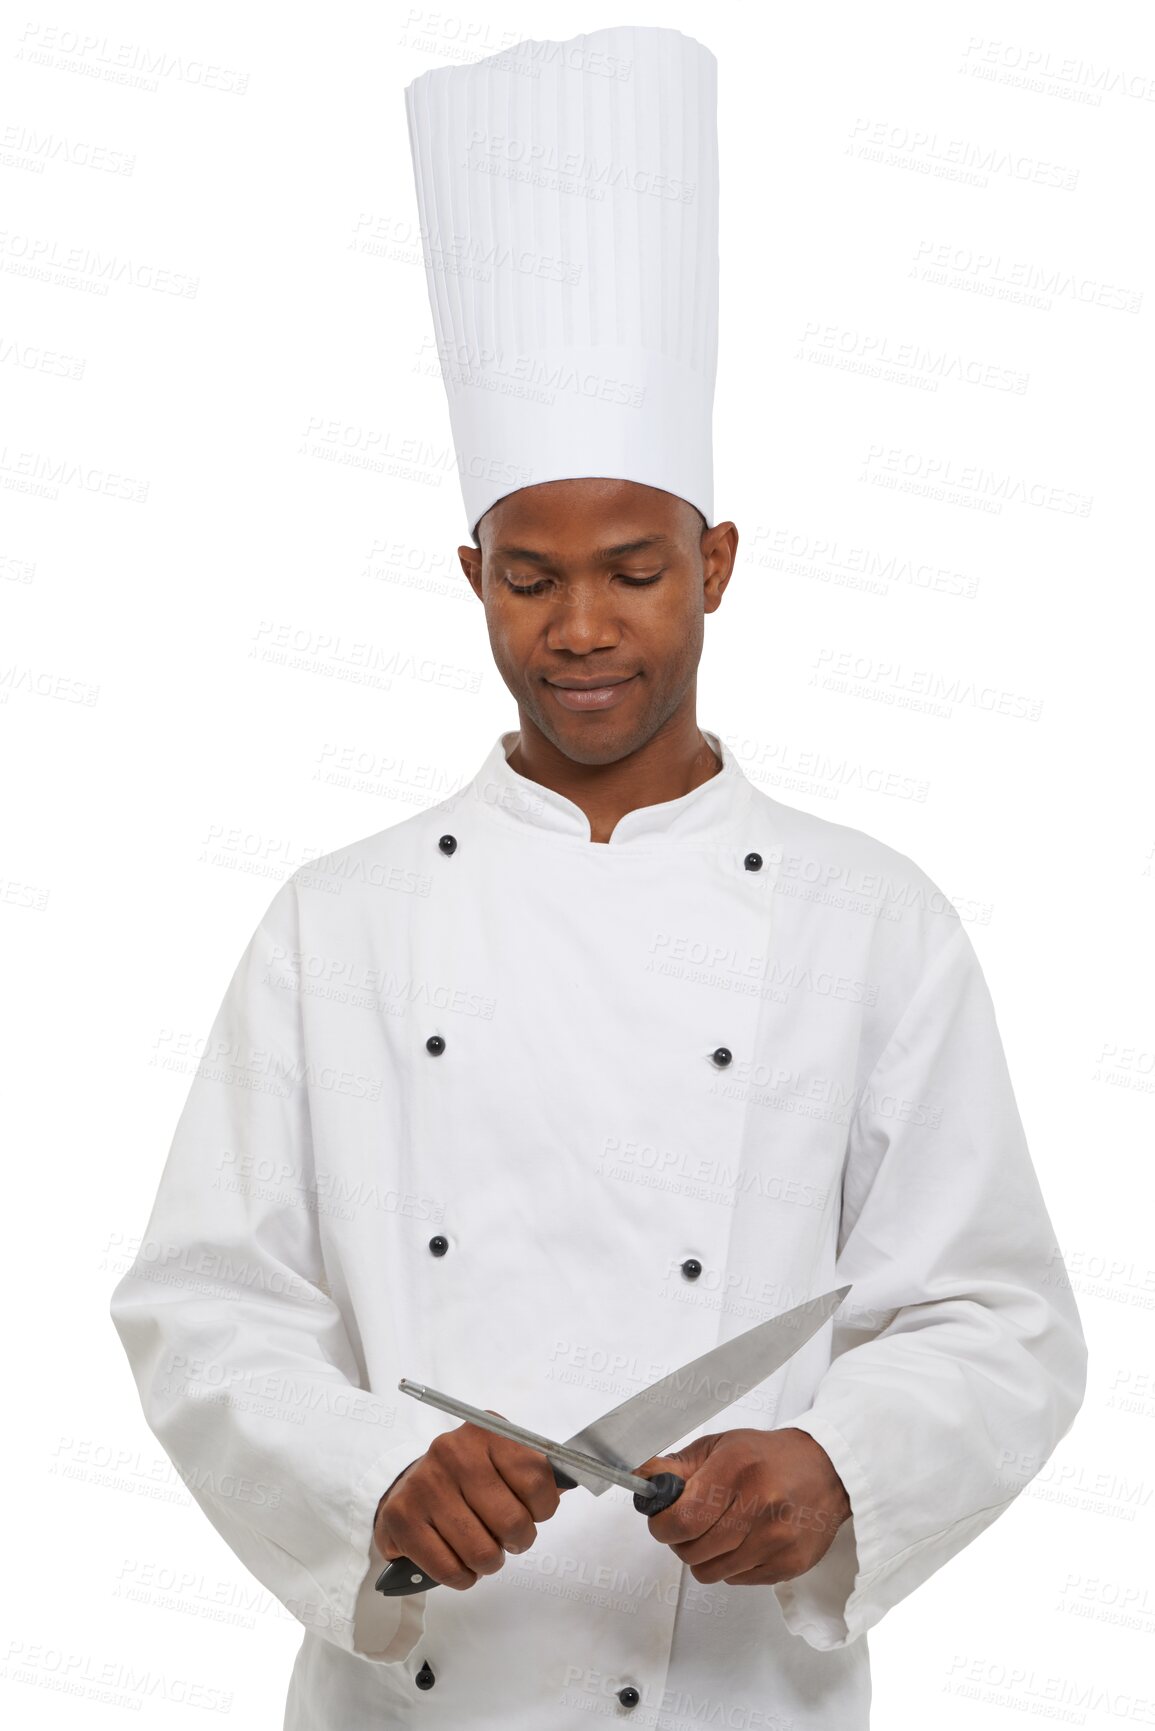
[711,1046,732,1067]
[426,1034,445,1055]
[438,834,457,854]
[415,1658,436,1690]
[681,1258,702,1281]
[744,851,763,871]
[618,1686,640,1708]
[428,1235,449,1256]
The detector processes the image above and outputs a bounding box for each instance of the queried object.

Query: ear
[458,543,483,600]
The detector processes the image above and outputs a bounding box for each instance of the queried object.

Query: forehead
[480,478,696,560]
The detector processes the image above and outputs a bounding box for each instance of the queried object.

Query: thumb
[634,1432,720,1481]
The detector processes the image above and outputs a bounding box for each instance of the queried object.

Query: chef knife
[376,1283,849,1596]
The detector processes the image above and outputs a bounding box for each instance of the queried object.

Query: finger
[420,1496,510,1588]
[640,1462,735,1550]
[488,1441,563,1524]
[632,1433,722,1520]
[705,1553,795,1587]
[632,1448,695,1488]
[684,1528,779,1582]
[380,1455,511,1589]
[633,1451,675,1479]
[383,1516,486,1591]
[633,1434,715,1480]
[659,1489,752,1567]
[456,1448,545,1554]
[633,1440,685,1481]
[476,1409,565,1521]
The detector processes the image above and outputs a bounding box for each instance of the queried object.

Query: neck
[506,706,722,845]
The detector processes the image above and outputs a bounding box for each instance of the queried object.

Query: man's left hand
[633,1428,851,1585]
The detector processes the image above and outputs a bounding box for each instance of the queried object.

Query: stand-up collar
[459,727,754,848]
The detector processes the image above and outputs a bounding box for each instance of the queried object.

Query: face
[459,478,736,765]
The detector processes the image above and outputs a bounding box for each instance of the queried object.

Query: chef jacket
[109,725,1087,1729]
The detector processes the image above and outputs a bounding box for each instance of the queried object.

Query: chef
[110,23,1088,1731]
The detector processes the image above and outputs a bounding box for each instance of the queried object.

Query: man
[110,24,1087,1730]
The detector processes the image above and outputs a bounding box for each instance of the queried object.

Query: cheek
[658,610,703,672]
[484,606,522,662]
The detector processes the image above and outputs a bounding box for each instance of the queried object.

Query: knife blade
[555,1284,850,1495]
[376,1284,849,1596]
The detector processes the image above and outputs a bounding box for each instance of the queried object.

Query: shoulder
[752,787,953,918]
[301,800,455,892]
[749,783,975,1004]
[252,791,466,934]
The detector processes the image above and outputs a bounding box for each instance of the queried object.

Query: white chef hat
[404,24,719,541]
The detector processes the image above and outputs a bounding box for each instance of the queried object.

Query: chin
[535,708,643,765]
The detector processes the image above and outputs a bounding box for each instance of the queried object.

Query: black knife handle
[375,1462,579,1596]
[375,1556,434,1596]
[632,1471,685,1515]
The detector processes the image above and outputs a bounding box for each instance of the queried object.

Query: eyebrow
[492,534,672,568]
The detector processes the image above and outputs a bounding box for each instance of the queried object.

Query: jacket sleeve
[772,917,1088,1649]
[109,876,428,1665]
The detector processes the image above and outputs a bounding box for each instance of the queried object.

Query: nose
[544,584,623,655]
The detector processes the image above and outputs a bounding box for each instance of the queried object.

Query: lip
[545,672,639,711]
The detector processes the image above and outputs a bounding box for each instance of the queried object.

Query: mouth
[544,672,640,712]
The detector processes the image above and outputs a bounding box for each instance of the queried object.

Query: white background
[3,0,1152,1724]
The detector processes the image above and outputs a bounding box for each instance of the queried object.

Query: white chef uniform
[110,726,1087,1729]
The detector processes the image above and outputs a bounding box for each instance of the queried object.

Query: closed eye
[504,572,665,596]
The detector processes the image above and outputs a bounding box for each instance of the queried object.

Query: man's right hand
[372,1413,568,1590]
